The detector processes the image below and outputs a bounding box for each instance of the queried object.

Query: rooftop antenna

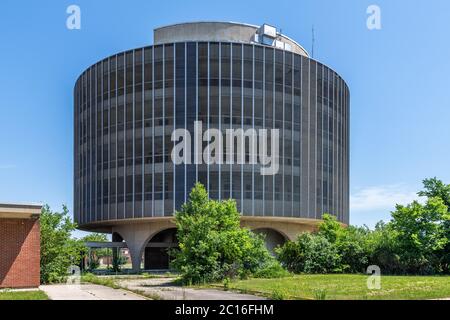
[312,25,315,58]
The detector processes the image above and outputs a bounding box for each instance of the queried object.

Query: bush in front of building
[276,178,450,276]
[252,259,291,279]
[276,232,342,274]
[171,183,278,284]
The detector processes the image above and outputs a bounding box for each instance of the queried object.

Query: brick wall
[0,218,40,288]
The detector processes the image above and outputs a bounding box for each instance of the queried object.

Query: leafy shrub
[171,183,273,284]
[274,241,303,273]
[277,233,341,274]
[253,259,290,279]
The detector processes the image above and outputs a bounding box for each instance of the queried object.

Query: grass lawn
[210,274,450,300]
[0,290,49,300]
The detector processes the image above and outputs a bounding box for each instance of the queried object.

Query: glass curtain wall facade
[74,42,350,228]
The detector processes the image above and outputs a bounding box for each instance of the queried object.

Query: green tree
[418,178,450,273]
[318,214,369,273]
[82,233,108,242]
[390,197,449,274]
[366,221,402,274]
[335,226,370,273]
[418,178,450,207]
[318,214,343,243]
[40,205,85,283]
[172,183,273,284]
[276,233,341,274]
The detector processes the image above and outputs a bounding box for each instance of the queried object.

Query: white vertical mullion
[141,51,145,218]
[162,45,165,217]
[241,44,244,212]
[314,62,318,219]
[335,75,338,220]
[299,57,303,218]
[328,69,331,216]
[184,43,187,204]
[100,63,104,221]
[252,45,255,216]
[262,47,265,217]
[89,70,93,224]
[107,58,111,222]
[132,51,135,219]
[282,50,285,218]
[272,50,275,217]
[94,66,98,223]
[173,44,177,213]
[195,43,199,182]
[151,47,155,217]
[307,59,310,218]
[336,76,342,221]
[122,57,127,219]
[331,73,334,217]
[81,73,85,224]
[230,44,233,198]
[291,53,294,217]
[218,43,222,201]
[321,66,324,217]
[207,42,210,197]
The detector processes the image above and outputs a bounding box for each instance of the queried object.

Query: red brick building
[0,204,41,288]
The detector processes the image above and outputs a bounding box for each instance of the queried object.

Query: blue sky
[1,0,449,236]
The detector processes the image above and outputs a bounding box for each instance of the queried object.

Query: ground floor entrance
[144,228,178,270]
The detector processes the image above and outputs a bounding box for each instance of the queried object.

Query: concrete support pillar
[113,224,149,272]
[112,219,176,273]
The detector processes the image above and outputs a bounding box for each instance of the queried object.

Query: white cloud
[350,184,422,213]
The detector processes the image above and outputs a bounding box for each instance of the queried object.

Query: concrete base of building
[98,216,322,272]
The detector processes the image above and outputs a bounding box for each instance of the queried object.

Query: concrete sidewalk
[40,284,146,300]
[116,278,265,300]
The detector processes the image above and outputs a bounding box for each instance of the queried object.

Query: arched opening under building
[143,228,178,270]
[253,228,288,253]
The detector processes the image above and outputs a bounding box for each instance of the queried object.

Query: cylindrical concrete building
[74,22,350,270]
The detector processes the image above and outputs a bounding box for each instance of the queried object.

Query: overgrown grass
[81,273,120,289]
[208,274,450,300]
[81,273,163,300]
[0,290,49,300]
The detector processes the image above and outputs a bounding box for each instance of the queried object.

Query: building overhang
[0,203,42,219]
[76,215,337,234]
